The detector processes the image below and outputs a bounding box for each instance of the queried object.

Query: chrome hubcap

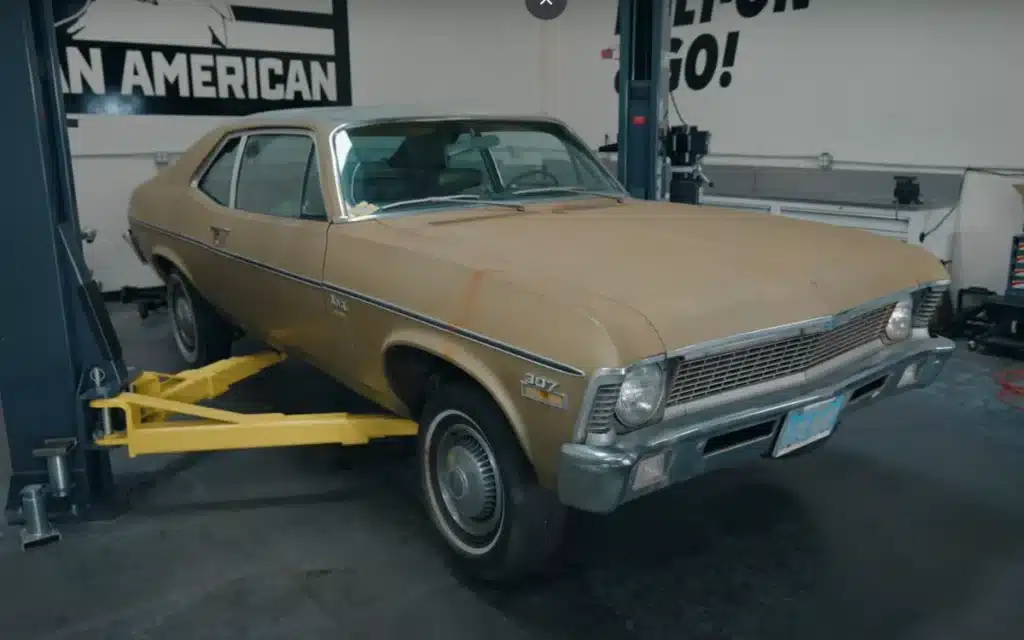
[436,424,502,538]
[170,284,197,354]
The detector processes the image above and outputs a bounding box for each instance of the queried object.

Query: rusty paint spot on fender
[452,269,486,328]
[440,270,486,360]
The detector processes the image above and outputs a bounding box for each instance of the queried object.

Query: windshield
[333,118,624,215]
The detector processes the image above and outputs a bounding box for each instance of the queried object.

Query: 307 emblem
[521,373,567,410]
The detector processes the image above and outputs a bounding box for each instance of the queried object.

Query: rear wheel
[166,270,233,367]
[418,380,566,583]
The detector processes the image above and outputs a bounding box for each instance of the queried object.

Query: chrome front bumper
[557,336,954,514]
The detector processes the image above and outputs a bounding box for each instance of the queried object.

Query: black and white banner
[54,0,352,116]
[613,0,811,94]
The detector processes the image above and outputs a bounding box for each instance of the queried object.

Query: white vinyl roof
[242,105,562,128]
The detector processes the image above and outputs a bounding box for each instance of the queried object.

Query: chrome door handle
[209,225,231,245]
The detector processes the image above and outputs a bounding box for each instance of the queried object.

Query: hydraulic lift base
[90,351,418,457]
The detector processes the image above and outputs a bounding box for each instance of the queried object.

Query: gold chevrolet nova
[127,106,954,580]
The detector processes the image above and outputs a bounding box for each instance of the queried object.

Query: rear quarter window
[197,136,241,206]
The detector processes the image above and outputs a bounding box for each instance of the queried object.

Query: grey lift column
[616,0,672,200]
[1,0,128,528]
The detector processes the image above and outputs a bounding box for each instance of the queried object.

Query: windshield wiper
[508,186,627,202]
[370,194,526,215]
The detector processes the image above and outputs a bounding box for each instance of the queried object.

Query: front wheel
[418,381,566,583]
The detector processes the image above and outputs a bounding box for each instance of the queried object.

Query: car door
[181,133,245,308]
[209,129,335,368]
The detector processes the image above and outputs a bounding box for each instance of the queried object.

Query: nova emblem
[521,373,567,410]
[329,294,348,315]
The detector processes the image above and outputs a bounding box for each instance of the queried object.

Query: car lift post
[616,0,672,200]
[1,0,127,528]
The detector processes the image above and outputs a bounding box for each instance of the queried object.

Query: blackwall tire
[418,380,566,584]
[166,270,233,368]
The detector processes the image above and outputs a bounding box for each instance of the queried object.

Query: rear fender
[150,245,194,284]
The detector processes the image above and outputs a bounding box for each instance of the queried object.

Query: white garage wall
[65,0,1024,294]
[344,0,619,142]
[576,0,1024,170]
[346,0,545,114]
[698,0,1024,170]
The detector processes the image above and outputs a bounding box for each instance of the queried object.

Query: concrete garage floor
[2,304,1024,640]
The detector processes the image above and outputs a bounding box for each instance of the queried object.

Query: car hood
[378,199,948,354]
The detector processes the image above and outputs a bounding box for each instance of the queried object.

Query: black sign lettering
[674,0,696,27]
[669,37,684,92]
[59,43,341,116]
[719,31,740,88]
[216,56,245,99]
[774,0,812,12]
[611,0,812,93]
[191,55,217,99]
[53,0,352,116]
[259,58,284,100]
[152,52,190,98]
[684,34,719,91]
[699,0,717,24]
[736,0,770,19]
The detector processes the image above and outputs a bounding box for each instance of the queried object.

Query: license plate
[772,396,845,458]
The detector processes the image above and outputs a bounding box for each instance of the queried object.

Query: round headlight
[615,363,665,428]
[885,297,914,342]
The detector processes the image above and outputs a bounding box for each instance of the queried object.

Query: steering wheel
[505,167,560,188]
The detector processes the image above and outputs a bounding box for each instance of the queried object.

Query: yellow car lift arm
[90,352,417,457]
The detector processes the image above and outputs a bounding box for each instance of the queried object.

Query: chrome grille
[912,285,947,328]
[585,383,621,434]
[666,304,895,407]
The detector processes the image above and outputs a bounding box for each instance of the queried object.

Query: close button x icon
[526,0,566,20]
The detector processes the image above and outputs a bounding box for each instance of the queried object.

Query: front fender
[382,328,533,460]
